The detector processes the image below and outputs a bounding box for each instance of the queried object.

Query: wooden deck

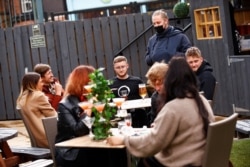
[0,120,30,147]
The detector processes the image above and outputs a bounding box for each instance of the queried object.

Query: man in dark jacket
[185,46,216,100]
[145,9,191,66]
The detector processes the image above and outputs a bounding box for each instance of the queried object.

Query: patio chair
[14,109,51,159]
[42,116,57,166]
[202,113,238,167]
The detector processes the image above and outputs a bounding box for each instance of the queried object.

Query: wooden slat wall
[0,13,191,120]
[230,58,250,110]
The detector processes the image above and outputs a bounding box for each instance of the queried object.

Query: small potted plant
[86,68,116,140]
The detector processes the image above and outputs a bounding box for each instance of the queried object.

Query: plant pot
[92,121,112,140]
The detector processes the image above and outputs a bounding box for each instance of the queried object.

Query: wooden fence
[0,13,192,120]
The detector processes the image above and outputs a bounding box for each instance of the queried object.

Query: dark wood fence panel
[92,18,106,73]
[75,21,88,65]
[66,22,79,69]
[0,13,192,120]
[21,26,32,72]
[109,16,122,55]
[230,58,250,111]
[0,29,8,119]
[2,28,17,119]
[84,19,97,69]
[127,14,141,77]
[100,17,115,79]
[135,14,150,81]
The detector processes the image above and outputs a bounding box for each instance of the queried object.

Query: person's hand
[107,136,125,146]
[150,123,155,128]
[54,82,63,95]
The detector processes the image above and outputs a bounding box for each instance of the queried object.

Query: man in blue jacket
[145,9,191,66]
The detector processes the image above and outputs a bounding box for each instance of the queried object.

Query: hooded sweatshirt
[145,26,191,66]
[196,60,216,100]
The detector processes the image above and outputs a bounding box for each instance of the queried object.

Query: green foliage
[173,2,189,18]
[87,68,116,140]
[230,139,250,167]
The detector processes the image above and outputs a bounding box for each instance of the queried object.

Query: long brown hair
[64,65,95,99]
[158,57,210,136]
[16,72,41,106]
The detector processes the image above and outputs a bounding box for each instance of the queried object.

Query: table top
[55,128,151,149]
[55,134,125,149]
[0,128,18,142]
[121,98,151,110]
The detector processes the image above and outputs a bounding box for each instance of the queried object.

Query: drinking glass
[78,101,93,111]
[94,102,106,122]
[138,83,147,100]
[124,113,132,127]
[82,116,95,137]
[112,98,125,116]
[83,84,95,95]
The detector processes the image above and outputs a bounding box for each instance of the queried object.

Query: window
[194,7,222,39]
[21,0,32,13]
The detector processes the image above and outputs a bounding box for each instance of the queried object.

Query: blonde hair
[145,62,168,87]
[152,9,168,19]
[185,46,202,58]
[113,55,128,64]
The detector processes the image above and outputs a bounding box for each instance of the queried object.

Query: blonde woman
[16,72,57,148]
[145,61,168,126]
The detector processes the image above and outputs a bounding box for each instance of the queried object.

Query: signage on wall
[30,24,46,48]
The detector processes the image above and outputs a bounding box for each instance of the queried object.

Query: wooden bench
[235,119,250,138]
[11,147,51,159]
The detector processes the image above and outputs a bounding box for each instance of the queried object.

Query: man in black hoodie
[145,9,191,66]
[185,46,216,100]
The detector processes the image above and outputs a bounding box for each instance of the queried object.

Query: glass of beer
[138,83,147,100]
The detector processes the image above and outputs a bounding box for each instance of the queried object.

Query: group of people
[16,9,217,167]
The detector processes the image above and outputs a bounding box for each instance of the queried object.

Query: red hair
[64,65,95,99]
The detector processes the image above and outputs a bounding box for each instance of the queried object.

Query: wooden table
[0,128,20,167]
[55,130,131,167]
[55,135,124,148]
[121,98,151,110]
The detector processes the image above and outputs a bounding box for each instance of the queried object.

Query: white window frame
[21,0,33,13]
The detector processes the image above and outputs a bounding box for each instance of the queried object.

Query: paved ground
[0,120,30,147]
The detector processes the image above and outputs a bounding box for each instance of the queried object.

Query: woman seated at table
[107,57,215,167]
[145,61,168,127]
[55,65,127,167]
[16,72,57,148]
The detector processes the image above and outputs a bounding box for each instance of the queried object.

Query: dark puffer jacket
[196,60,216,100]
[145,26,191,66]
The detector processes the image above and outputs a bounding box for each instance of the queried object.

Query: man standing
[109,56,148,127]
[145,9,191,66]
[185,46,216,100]
[34,63,64,110]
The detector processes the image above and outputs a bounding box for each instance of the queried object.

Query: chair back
[210,81,219,108]
[42,117,57,166]
[17,109,38,147]
[202,113,238,167]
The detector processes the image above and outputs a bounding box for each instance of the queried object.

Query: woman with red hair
[55,65,95,166]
